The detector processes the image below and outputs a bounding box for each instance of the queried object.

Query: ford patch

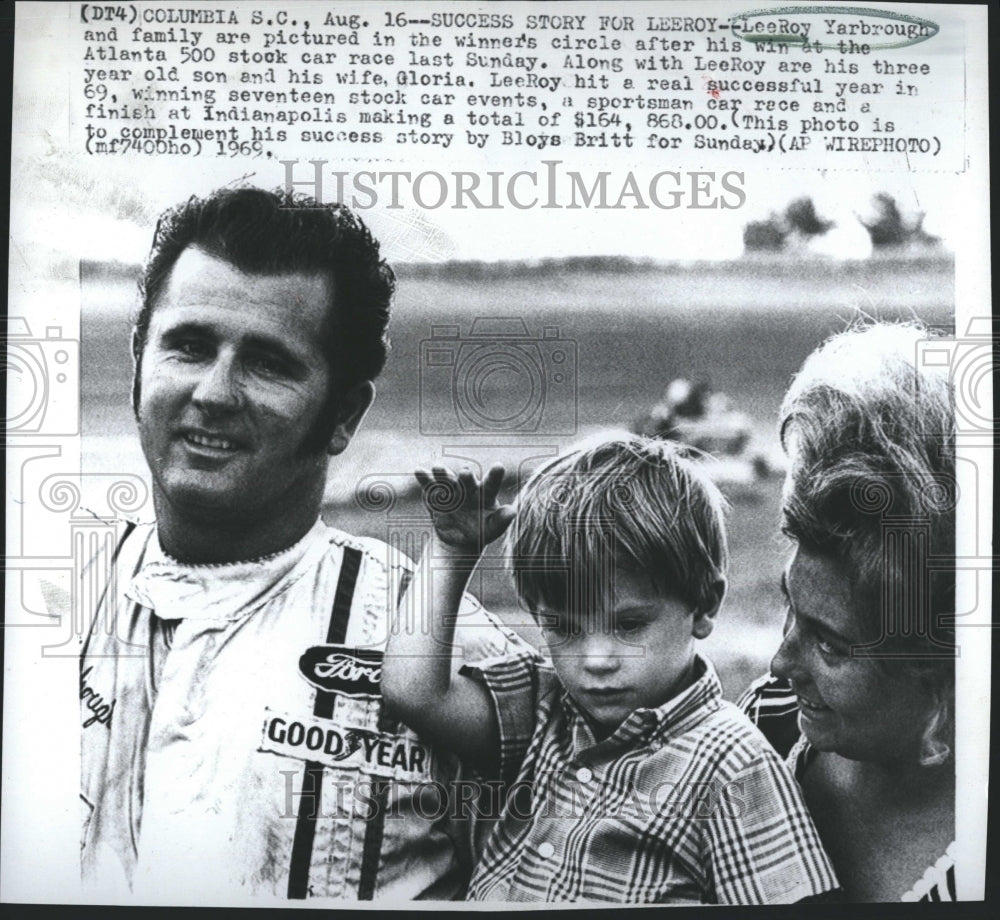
[299,644,382,698]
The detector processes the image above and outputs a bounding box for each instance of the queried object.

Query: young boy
[382,434,838,903]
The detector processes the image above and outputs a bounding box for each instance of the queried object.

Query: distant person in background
[634,379,751,458]
[80,187,522,902]
[739,322,956,901]
[634,379,710,441]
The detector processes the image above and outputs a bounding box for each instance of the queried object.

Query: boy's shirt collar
[561,654,723,759]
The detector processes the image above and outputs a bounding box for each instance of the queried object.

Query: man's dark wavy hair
[132,186,395,451]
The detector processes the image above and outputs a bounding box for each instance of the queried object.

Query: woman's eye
[816,635,846,658]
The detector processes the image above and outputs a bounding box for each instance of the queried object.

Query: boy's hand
[414,464,515,553]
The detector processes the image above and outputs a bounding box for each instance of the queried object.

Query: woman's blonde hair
[780,321,956,766]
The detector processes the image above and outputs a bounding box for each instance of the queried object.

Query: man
[80,187,520,902]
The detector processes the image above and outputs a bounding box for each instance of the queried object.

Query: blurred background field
[81,254,953,700]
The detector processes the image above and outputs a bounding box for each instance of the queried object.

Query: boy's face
[537,569,713,738]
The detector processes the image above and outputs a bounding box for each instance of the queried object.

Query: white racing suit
[81,518,521,903]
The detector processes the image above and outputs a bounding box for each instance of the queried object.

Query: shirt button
[537,842,555,859]
[576,767,593,783]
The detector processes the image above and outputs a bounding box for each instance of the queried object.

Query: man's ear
[692,576,726,640]
[130,328,142,415]
[327,381,376,456]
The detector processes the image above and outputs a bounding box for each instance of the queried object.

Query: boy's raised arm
[382,465,514,775]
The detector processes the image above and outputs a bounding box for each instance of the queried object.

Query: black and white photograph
[2,0,992,909]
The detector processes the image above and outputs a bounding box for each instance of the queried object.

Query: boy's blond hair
[507,432,728,620]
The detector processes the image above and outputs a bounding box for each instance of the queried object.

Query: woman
[739,321,956,902]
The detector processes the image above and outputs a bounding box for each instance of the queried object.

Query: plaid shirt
[740,674,958,903]
[461,653,838,903]
[736,672,803,759]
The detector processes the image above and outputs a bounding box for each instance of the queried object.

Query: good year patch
[259,708,433,781]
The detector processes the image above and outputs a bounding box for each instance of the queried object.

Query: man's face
[135,247,342,530]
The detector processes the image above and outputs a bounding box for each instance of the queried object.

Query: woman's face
[771,546,934,764]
